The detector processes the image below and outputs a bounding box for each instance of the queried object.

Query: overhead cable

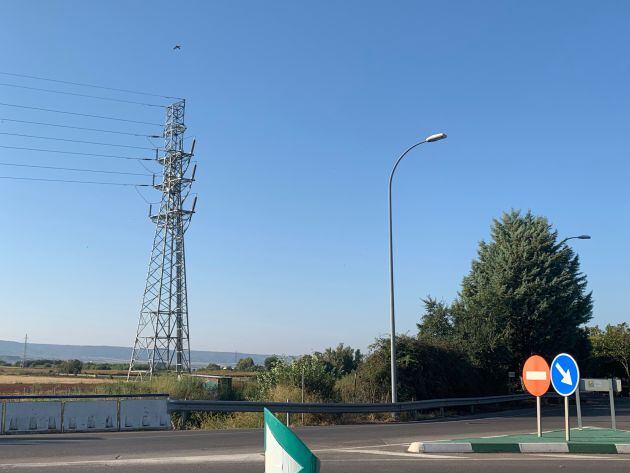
[0,132,161,150]
[0,102,162,126]
[0,175,150,186]
[0,117,161,138]
[0,71,182,100]
[0,144,154,161]
[0,82,167,108]
[0,161,152,176]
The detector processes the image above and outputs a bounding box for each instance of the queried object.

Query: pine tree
[417,297,455,344]
[451,210,592,376]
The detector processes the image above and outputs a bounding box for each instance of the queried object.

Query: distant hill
[0,339,274,367]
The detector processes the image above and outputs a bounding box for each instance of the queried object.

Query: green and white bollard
[264,408,319,473]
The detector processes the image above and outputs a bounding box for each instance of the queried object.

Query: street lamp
[388,132,447,405]
[559,235,591,245]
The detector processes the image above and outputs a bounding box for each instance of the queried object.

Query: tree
[451,210,593,378]
[316,344,362,378]
[589,323,630,381]
[264,355,280,371]
[340,335,484,403]
[235,357,255,371]
[206,363,222,370]
[60,359,83,375]
[417,297,454,344]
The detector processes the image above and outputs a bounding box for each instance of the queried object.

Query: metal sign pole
[536,396,542,437]
[609,379,616,430]
[575,388,583,430]
[564,396,570,442]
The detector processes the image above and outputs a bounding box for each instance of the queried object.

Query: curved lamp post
[559,235,591,245]
[388,132,447,404]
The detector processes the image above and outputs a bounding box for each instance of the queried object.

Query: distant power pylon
[21,334,28,368]
[128,100,197,379]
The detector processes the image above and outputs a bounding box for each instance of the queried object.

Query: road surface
[0,397,628,472]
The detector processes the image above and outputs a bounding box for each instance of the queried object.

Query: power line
[0,161,152,176]
[0,82,166,108]
[0,144,154,161]
[134,185,160,205]
[0,71,182,101]
[0,175,150,186]
[0,102,162,126]
[0,117,161,138]
[0,132,161,150]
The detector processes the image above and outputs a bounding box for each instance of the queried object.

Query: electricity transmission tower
[128,100,197,379]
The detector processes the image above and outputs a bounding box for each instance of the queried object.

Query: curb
[408,442,630,454]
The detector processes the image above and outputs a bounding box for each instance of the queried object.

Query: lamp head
[425,133,447,143]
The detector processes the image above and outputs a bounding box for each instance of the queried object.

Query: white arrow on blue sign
[550,353,580,397]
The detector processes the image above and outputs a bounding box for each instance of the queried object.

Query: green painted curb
[471,443,521,453]
[568,443,618,454]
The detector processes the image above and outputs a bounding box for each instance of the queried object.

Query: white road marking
[0,453,264,469]
[532,453,617,460]
[331,448,459,459]
[314,442,411,452]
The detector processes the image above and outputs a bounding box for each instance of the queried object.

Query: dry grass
[194,370,257,378]
[0,375,114,385]
[0,373,117,395]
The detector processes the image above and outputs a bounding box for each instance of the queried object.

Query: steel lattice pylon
[128,100,197,379]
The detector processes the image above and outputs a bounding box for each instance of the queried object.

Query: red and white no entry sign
[522,355,550,397]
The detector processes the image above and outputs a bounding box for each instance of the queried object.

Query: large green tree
[451,210,592,376]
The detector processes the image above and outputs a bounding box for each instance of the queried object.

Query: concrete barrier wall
[120,399,169,431]
[1,398,170,434]
[63,400,118,432]
[4,401,62,434]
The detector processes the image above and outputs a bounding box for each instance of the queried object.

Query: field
[0,365,259,397]
[0,366,118,395]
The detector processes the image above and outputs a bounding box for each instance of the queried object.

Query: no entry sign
[522,355,550,397]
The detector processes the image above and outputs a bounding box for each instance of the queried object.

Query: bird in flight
[173,45,181,50]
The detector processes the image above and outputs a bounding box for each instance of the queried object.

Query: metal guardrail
[168,393,532,414]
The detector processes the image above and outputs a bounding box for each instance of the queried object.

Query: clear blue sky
[1,1,628,355]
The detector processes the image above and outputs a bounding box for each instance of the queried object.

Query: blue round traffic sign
[550,353,580,396]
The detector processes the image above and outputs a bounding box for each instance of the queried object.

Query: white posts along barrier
[63,400,118,432]
[120,399,169,431]
[1,396,169,434]
[4,401,62,434]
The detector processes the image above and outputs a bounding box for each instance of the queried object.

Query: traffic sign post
[522,355,551,437]
[550,353,580,442]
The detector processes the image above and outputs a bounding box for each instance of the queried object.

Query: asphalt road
[0,397,628,472]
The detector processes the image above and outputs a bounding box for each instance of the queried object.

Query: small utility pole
[21,334,28,368]
[301,366,305,425]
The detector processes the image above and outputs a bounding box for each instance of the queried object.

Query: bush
[60,359,83,375]
[336,335,488,403]
[256,355,336,401]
